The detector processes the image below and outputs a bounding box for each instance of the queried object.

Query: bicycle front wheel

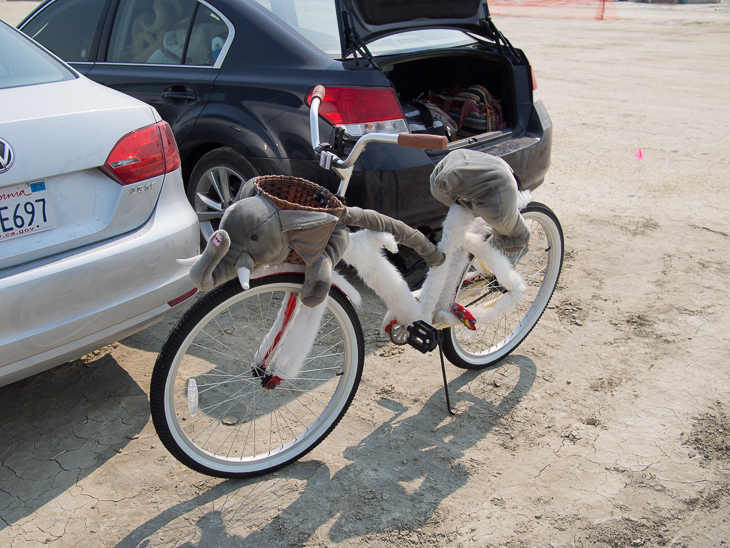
[443,202,564,369]
[150,274,364,479]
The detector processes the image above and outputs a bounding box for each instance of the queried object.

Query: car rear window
[250,0,341,56]
[0,23,76,90]
[367,29,477,56]
[20,0,106,62]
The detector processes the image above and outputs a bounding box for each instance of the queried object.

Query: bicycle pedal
[406,321,440,353]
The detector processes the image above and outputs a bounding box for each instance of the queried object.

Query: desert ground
[1,1,729,546]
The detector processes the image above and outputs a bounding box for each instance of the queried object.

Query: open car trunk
[335,0,523,143]
[382,51,515,142]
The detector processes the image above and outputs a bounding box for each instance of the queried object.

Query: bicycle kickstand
[406,321,456,416]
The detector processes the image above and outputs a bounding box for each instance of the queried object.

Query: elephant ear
[278,210,339,267]
[278,210,339,231]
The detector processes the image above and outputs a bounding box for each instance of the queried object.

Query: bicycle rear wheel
[442,202,564,369]
[150,274,364,478]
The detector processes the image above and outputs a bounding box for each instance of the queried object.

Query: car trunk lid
[0,78,164,271]
[336,0,505,59]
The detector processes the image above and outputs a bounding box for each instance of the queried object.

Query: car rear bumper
[0,171,200,386]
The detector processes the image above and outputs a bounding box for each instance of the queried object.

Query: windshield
[0,22,76,90]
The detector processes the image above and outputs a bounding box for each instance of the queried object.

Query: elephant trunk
[188,230,232,290]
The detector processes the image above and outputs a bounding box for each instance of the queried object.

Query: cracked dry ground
[1,3,730,547]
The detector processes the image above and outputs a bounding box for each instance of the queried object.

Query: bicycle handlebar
[311,84,326,102]
[309,85,447,172]
[308,85,447,267]
[397,133,447,150]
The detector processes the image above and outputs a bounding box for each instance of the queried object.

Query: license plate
[0,181,57,242]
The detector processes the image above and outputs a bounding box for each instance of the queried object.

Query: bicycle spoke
[151,275,363,477]
[443,204,563,369]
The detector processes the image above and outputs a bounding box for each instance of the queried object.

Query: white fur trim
[417,203,527,329]
[249,269,360,380]
[270,298,328,379]
[254,292,299,368]
[517,190,532,211]
[417,205,475,321]
[343,230,424,327]
[332,270,362,308]
[463,232,527,323]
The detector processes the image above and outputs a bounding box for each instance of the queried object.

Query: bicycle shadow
[247,355,536,544]
[114,354,536,545]
[0,353,148,531]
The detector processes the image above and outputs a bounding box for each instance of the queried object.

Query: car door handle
[162,88,197,102]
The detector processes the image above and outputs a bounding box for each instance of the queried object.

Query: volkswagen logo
[0,139,14,174]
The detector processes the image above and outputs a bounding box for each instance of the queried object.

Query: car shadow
[113,354,537,546]
[0,353,149,530]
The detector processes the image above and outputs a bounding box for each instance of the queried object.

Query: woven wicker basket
[251,175,344,265]
[252,175,343,213]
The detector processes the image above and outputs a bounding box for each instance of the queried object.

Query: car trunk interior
[382,52,514,140]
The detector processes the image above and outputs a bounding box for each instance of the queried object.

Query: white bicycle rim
[155,277,362,477]
[444,203,564,368]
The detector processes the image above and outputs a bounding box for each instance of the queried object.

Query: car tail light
[103,121,181,185]
[529,64,538,91]
[306,87,407,136]
[158,121,181,173]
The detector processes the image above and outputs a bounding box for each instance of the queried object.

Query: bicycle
[149,85,564,479]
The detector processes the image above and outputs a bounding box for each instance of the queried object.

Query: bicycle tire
[442,202,564,369]
[150,273,364,479]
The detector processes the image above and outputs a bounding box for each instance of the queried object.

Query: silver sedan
[0,20,199,386]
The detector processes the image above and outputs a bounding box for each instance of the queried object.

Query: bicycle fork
[253,292,328,389]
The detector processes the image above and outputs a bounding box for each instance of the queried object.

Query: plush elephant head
[179,178,348,307]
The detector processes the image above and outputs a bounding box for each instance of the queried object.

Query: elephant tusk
[238,266,251,290]
[177,254,202,266]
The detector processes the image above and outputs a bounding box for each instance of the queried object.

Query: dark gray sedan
[20,0,551,242]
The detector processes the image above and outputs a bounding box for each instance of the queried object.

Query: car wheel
[188,147,259,240]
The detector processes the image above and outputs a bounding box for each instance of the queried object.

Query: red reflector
[103,121,181,185]
[306,87,403,125]
[168,288,198,307]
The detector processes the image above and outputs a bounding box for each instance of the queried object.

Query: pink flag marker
[635,148,644,160]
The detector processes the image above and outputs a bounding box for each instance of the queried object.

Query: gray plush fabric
[430,149,530,252]
[187,185,446,307]
[189,229,233,291]
[342,207,445,267]
[187,192,348,307]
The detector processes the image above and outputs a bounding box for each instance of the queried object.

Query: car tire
[187,147,259,240]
